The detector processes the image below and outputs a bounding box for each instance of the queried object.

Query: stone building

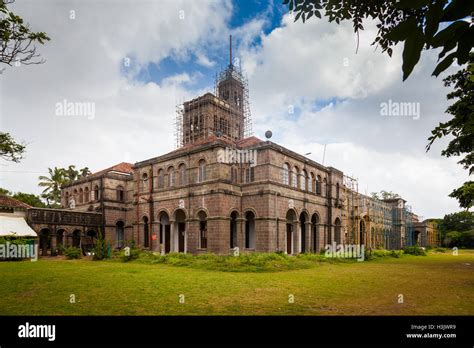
[52,39,439,255]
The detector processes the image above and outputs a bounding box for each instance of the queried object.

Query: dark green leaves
[402,26,425,80]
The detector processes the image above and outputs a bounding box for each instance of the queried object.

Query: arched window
[301,169,307,191]
[142,172,148,191]
[244,166,255,183]
[335,218,342,244]
[93,185,99,201]
[143,216,150,248]
[336,182,340,201]
[323,178,327,196]
[65,192,70,207]
[179,164,186,186]
[292,166,298,188]
[230,165,238,183]
[157,169,164,188]
[316,175,322,195]
[84,187,90,202]
[168,167,175,187]
[116,185,124,202]
[79,188,84,204]
[198,211,207,249]
[198,159,206,183]
[309,173,315,193]
[282,163,289,185]
[116,221,125,249]
[245,211,256,249]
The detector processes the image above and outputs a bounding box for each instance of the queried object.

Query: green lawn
[0,251,473,315]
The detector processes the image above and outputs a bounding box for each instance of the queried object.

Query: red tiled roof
[0,195,31,209]
[89,162,134,178]
[237,136,263,148]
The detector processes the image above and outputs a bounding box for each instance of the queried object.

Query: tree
[38,167,65,206]
[441,210,474,231]
[427,55,474,210]
[0,0,50,69]
[0,132,25,162]
[284,0,473,208]
[371,190,400,200]
[283,0,473,80]
[0,187,11,195]
[37,165,92,207]
[11,192,46,208]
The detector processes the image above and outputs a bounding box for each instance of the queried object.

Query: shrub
[63,247,82,259]
[403,245,427,256]
[119,246,142,262]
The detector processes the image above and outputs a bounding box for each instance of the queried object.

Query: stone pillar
[50,228,57,256]
[304,221,312,253]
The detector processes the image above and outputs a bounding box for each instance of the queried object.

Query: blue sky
[130,0,287,91]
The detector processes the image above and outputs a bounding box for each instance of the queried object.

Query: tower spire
[229,34,232,67]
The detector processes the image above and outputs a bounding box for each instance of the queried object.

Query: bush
[63,247,82,259]
[91,231,111,260]
[403,245,427,256]
[434,247,447,253]
[119,246,142,262]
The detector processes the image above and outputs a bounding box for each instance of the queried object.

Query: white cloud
[0,2,467,219]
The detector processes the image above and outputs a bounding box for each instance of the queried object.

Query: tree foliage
[0,0,50,69]
[0,132,25,162]
[283,0,473,80]
[371,190,400,200]
[38,165,91,207]
[0,187,46,207]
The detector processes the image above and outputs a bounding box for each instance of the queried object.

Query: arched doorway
[230,211,238,249]
[311,214,319,253]
[198,211,207,249]
[116,221,125,248]
[245,211,255,249]
[72,230,81,248]
[39,228,50,256]
[286,210,297,254]
[159,212,170,254]
[359,220,365,246]
[56,229,66,255]
[414,230,421,245]
[143,216,150,248]
[300,212,307,253]
[174,210,186,253]
[335,218,342,244]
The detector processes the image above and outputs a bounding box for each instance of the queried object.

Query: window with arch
[157,169,164,188]
[336,182,340,201]
[116,221,125,249]
[230,166,238,183]
[244,166,255,183]
[245,211,256,249]
[282,163,289,185]
[179,164,186,186]
[198,159,206,183]
[93,185,99,201]
[198,211,207,249]
[168,167,175,187]
[84,187,90,202]
[79,188,84,204]
[316,175,322,195]
[301,169,307,191]
[309,172,315,193]
[292,166,298,188]
[143,216,150,248]
[142,172,148,191]
[116,186,124,202]
[65,192,70,205]
[323,178,327,196]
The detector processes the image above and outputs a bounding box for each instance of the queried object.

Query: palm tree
[79,167,91,178]
[38,167,66,207]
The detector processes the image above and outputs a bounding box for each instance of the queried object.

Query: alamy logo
[18,322,56,341]
[0,243,38,261]
[55,99,95,119]
[216,147,258,167]
[325,242,365,261]
[380,99,420,120]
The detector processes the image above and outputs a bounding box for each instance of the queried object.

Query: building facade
[35,39,439,256]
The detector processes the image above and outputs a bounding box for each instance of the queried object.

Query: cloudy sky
[0,0,468,218]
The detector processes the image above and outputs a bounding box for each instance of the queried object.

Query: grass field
[0,250,473,315]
